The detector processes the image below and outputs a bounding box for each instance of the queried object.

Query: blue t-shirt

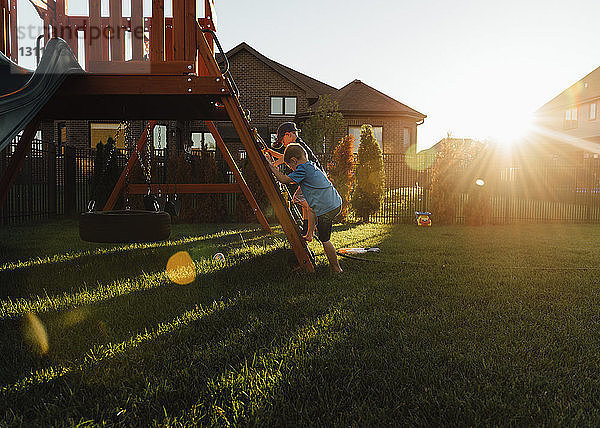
[288,161,342,217]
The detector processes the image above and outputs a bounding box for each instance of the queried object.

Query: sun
[484,112,535,150]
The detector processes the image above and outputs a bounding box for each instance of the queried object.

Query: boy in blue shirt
[267,143,343,273]
[264,122,322,236]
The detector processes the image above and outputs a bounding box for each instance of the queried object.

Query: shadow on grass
[0,222,391,425]
[0,227,271,300]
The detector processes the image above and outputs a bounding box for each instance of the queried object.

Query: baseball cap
[275,122,300,144]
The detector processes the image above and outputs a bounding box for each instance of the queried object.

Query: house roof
[223,42,337,99]
[537,65,600,112]
[222,42,426,120]
[332,79,426,118]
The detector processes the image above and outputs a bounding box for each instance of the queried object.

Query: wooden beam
[9,0,16,62]
[0,118,40,209]
[127,183,241,194]
[151,0,164,61]
[88,60,195,74]
[131,0,144,60]
[88,0,101,64]
[197,32,315,272]
[165,23,173,61]
[172,0,185,60]
[207,121,271,232]
[109,0,124,61]
[1,0,7,56]
[40,95,229,121]
[57,74,228,95]
[104,121,157,211]
[184,0,196,63]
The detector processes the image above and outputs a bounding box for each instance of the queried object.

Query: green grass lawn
[2,220,600,426]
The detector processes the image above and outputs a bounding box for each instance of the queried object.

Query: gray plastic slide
[0,38,83,152]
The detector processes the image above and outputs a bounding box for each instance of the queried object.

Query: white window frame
[348,125,383,153]
[191,132,216,151]
[564,107,578,129]
[590,102,597,121]
[270,96,297,116]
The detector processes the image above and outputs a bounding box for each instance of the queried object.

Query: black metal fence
[4,139,600,225]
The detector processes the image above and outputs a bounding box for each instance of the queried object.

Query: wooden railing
[0,0,17,62]
[1,0,215,74]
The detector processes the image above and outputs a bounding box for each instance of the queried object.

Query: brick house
[42,42,426,159]
[218,42,426,155]
[530,65,600,161]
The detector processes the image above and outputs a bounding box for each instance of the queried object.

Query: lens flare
[475,179,485,186]
[22,312,49,355]
[166,251,196,285]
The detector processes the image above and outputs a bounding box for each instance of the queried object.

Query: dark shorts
[316,206,341,242]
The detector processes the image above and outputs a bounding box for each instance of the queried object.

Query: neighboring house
[532,65,600,161]
[41,42,427,159]
[217,42,426,155]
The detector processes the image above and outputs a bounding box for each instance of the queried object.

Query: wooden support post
[151,0,164,61]
[0,0,7,56]
[109,0,124,61]
[9,0,16,62]
[184,0,196,63]
[0,118,40,210]
[196,31,314,272]
[104,121,157,211]
[206,121,271,232]
[88,0,101,64]
[165,23,173,61]
[172,0,185,60]
[131,0,144,60]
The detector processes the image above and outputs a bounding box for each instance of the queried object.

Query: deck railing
[1,0,215,73]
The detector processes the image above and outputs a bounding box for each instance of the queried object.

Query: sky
[15,0,600,150]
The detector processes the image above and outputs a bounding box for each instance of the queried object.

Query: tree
[301,94,345,154]
[430,135,489,225]
[328,135,355,222]
[351,125,385,222]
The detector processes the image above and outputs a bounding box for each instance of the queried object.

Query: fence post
[64,145,76,216]
[47,141,57,217]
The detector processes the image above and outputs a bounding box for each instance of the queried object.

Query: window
[90,123,126,149]
[270,133,277,145]
[564,107,578,129]
[153,125,167,149]
[590,102,597,121]
[348,125,383,153]
[270,96,297,115]
[239,150,247,160]
[58,123,67,145]
[403,128,411,147]
[191,132,216,151]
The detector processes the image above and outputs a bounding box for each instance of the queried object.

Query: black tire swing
[79,121,172,243]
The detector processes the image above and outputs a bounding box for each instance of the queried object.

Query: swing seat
[79,210,171,243]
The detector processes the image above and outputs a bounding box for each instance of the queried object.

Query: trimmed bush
[328,135,355,222]
[351,125,385,222]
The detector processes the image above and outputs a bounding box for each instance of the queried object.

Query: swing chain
[131,122,153,195]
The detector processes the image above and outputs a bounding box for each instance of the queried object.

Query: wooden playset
[0,0,315,272]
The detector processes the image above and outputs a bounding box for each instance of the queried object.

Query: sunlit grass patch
[1,296,240,396]
[3,221,600,425]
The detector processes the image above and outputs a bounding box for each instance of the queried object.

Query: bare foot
[303,234,313,243]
